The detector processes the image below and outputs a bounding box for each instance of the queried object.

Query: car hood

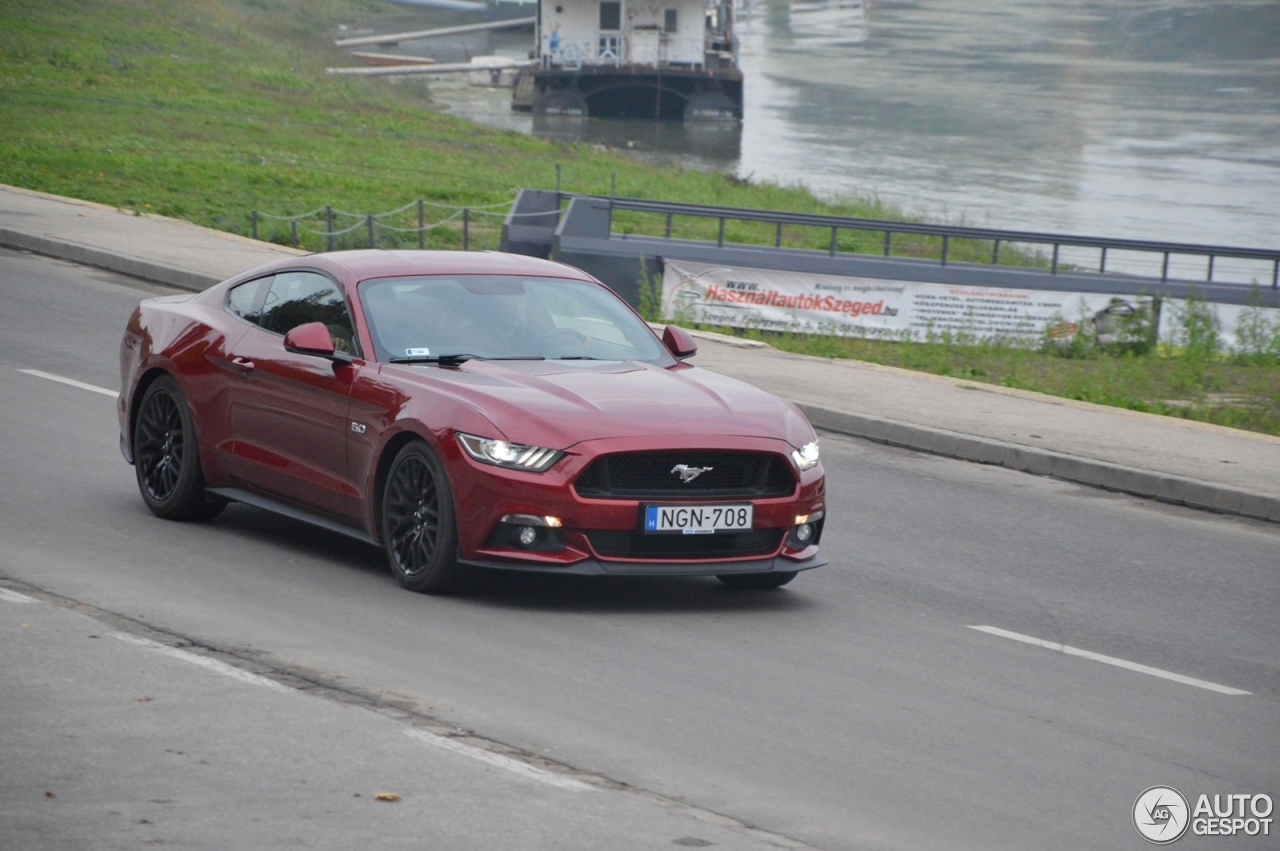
[385,359,815,450]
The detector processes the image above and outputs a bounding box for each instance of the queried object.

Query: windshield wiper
[389,353,482,366]
[553,356,606,360]
[388,354,545,366]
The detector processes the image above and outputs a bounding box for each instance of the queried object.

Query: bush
[1172,287,1222,358]
[1233,286,1280,363]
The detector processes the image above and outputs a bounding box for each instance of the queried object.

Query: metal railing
[250,198,523,252]
[259,189,1280,290]
[552,193,1280,289]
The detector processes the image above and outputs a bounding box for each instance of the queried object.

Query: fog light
[795,523,813,543]
[518,526,538,547]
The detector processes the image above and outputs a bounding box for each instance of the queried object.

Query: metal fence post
[1206,255,1214,283]
[717,217,725,248]
[251,210,258,241]
[666,212,673,239]
[463,208,469,251]
[555,163,561,193]
[326,206,334,252]
[992,239,1000,265]
[1273,258,1278,290]
[884,231,892,257]
[367,215,374,249]
[1098,246,1105,273]
[775,221,782,248]
[418,199,425,250]
[610,172,616,199]
[940,235,948,266]
[829,227,838,257]
[1051,244,1060,275]
[1161,252,1169,282]
[290,219,298,249]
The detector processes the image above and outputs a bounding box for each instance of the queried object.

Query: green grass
[0,0,928,252]
[697,324,1280,436]
[4,0,1276,434]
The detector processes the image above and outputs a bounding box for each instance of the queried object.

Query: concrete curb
[0,227,220,292]
[798,403,1280,524]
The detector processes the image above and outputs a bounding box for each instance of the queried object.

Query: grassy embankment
[693,314,1280,436]
[2,0,1277,434]
[0,0,922,249]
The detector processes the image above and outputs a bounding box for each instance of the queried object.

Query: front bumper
[446,433,827,567]
[459,552,827,577]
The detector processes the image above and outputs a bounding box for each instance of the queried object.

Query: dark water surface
[360,1,1280,254]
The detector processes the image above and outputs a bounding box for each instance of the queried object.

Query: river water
[360,0,1280,258]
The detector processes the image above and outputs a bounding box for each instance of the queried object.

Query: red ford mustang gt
[119,251,826,592]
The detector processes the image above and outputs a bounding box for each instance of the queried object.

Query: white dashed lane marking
[969,625,1251,696]
[3,589,593,791]
[404,728,597,792]
[16,368,118,397]
[4,590,287,692]
[112,633,293,694]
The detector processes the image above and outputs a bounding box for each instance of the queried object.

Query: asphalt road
[1,247,1277,850]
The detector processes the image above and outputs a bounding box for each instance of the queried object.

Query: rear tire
[717,571,798,589]
[381,442,460,594]
[133,375,218,521]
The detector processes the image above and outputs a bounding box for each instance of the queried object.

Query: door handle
[230,356,255,373]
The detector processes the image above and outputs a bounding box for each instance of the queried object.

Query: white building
[538,0,715,69]
[517,0,741,119]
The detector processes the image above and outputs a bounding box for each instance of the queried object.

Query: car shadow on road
[449,567,820,615]
[213,505,388,575]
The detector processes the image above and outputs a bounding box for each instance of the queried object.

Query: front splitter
[458,553,827,577]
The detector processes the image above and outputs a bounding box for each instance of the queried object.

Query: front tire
[133,375,219,520]
[717,571,798,589]
[381,442,460,594]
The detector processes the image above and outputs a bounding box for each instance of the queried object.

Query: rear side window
[226,276,271,325]
[260,271,359,355]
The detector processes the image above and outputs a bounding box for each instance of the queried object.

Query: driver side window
[260,272,359,355]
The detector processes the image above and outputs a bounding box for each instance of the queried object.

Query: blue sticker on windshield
[406,348,430,356]
[644,505,658,531]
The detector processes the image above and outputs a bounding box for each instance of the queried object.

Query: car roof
[251,250,597,283]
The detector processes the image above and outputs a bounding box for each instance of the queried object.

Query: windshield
[358,275,673,365]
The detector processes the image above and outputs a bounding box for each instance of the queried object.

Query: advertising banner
[660,259,1156,344]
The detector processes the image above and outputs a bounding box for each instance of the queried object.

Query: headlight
[456,432,563,472]
[791,440,820,471]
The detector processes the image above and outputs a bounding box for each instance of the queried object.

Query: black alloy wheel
[133,375,224,520]
[382,442,460,593]
[717,570,798,589]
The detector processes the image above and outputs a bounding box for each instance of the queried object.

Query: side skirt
[207,487,377,547]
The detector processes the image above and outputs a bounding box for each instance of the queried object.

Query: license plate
[643,504,753,535]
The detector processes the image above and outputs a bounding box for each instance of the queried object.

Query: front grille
[574,451,795,499]
[586,529,784,560]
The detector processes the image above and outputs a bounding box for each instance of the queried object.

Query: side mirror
[662,324,697,360]
[284,322,336,358]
